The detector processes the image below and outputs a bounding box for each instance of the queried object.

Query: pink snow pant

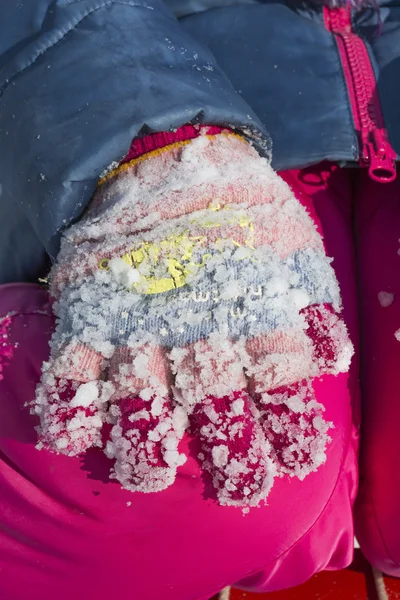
[3,162,393,600]
[352,171,400,577]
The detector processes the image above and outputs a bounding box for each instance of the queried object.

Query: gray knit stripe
[55,247,339,351]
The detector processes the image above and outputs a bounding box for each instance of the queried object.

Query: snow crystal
[231,398,244,415]
[378,291,394,308]
[164,449,186,468]
[70,381,98,408]
[128,410,150,422]
[204,404,220,424]
[150,397,163,416]
[264,277,289,297]
[172,406,189,437]
[105,440,116,459]
[56,438,68,451]
[212,445,230,468]
[139,387,153,401]
[67,416,86,432]
[288,289,310,310]
[109,257,141,288]
[133,353,149,378]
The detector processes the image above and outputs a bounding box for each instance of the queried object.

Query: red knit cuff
[120,125,228,165]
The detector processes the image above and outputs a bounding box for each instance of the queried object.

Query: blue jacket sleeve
[0,0,269,283]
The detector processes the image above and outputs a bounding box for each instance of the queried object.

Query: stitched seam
[0,1,155,97]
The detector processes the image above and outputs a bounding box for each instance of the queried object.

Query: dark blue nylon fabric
[0,0,267,283]
[0,0,399,283]
[181,3,358,170]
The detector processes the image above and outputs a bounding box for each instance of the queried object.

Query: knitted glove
[34,127,353,507]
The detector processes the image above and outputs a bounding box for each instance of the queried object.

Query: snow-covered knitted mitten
[34,126,353,507]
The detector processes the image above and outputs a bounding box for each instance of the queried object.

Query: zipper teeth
[327,10,378,138]
[343,37,376,133]
[324,7,397,181]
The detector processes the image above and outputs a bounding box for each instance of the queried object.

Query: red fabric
[121,125,226,164]
[0,164,359,600]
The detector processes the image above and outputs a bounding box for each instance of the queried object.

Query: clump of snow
[70,381,99,408]
[212,444,229,468]
[109,257,141,288]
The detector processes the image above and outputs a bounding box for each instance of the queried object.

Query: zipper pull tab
[366,129,397,183]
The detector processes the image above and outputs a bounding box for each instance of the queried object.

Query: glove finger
[245,329,317,394]
[301,303,353,375]
[245,327,335,479]
[170,336,275,507]
[254,379,332,479]
[106,344,186,493]
[35,342,108,455]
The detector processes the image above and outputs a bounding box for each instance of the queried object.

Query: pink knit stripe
[59,343,104,382]
[91,174,290,237]
[108,345,172,400]
[82,170,291,244]
[121,125,226,164]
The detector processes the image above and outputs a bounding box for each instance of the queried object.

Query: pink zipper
[324,6,397,183]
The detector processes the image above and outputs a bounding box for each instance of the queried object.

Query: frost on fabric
[35,133,352,507]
